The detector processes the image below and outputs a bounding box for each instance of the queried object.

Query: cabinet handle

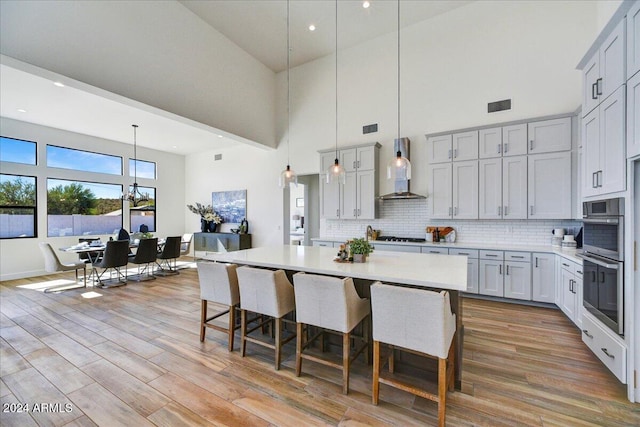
[576,270,582,275]
[497,206,501,216]
[504,143,508,153]
[499,264,502,275]
[591,82,598,100]
[486,254,498,257]
[529,140,534,151]
[336,209,339,217]
[592,171,597,188]
[506,265,509,275]
[569,279,574,293]
[357,208,361,216]
[596,78,603,96]
[353,209,357,217]
[454,207,458,216]
[497,144,501,154]
[448,149,452,159]
[600,272,605,283]
[535,257,539,267]
[449,207,452,216]
[357,160,360,168]
[598,170,603,187]
[601,348,615,359]
[504,206,508,216]
[582,329,593,339]
[430,250,441,254]
[562,263,570,267]
[530,205,534,216]
[459,252,469,255]
[454,148,458,158]
[592,271,596,282]
[511,255,525,259]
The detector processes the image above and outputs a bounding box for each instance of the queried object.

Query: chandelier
[122,124,149,206]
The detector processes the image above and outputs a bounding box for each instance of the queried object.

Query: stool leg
[438,356,447,427]
[372,340,380,405]
[342,332,350,394]
[363,315,370,365]
[389,345,394,374]
[241,309,247,357]
[296,322,303,376]
[228,304,236,352]
[275,317,282,370]
[200,300,207,342]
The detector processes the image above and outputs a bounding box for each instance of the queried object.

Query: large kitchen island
[204,244,468,387]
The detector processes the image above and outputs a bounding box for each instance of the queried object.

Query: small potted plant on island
[350,238,374,263]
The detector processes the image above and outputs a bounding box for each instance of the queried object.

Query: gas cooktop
[375,236,426,243]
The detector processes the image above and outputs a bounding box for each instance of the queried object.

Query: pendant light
[326,0,346,185]
[279,0,298,188]
[387,0,412,181]
[122,124,149,206]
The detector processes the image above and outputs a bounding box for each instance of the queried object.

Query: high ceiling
[0,0,472,154]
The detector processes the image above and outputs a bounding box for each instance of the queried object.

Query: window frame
[0,173,38,239]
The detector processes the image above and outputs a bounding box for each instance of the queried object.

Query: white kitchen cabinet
[527,117,572,154]
[426,134,453,164]
[582,85,626,197]
[628,1,640,80]
[427,163,452,218]
[479,156,527,220]
[313,240,337,248]
[452,131,478,161]
[373,244,421,253]
[582,312,627,383]
[452,160,478,219]
[478,158,501,219]
[628,71,640,159]
[450,248,479,294]
[504,260,532,301]
[479,124,527,159]
[532,252,555,303]
[582,19,626,117]
[422,247,449,255]
[558,259,583,327]
[340,145,376,172]
[479,259,503,297]
[527,152,572,219]
[478,127,502,159]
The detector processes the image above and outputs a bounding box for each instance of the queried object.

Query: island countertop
[203,244,468,291]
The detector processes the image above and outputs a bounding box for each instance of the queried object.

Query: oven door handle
[582,218,619,225]
[576,253,621,270]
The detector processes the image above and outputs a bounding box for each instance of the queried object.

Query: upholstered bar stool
[370,282,456,427]
[197,261,240,351]
[236,266,296,370]
[293,272,370,394]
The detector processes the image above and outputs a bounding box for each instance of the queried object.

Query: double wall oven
[580,198,624,336]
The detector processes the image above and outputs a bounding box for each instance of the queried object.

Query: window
[0,174,37,239]
[47,178,122,237]
[130,159,156,179]
[0,137,37,165]
[47,145,122,175]
[129,185,156,232]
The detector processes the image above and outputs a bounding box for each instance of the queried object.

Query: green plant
[140,231,154,239]
[350,238,374,255]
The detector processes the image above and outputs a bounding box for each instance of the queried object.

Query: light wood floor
[1,263,638,426]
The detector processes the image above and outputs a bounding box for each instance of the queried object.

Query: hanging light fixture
[122,124,149,206]
[387,0,412,181]
[279,0,298,189]
[326,0,346,185]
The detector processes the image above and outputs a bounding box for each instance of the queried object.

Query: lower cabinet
[582,312,627,383]
[479,250,531,300]
[450,248,479,294]
[194,232,251,256]
[504,258,532,300]
[373,244,421,253]
[312,240,337,248]
[532,252,556,303]
[558,258,583,328]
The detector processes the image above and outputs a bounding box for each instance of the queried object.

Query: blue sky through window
[47,178,121,199]
[47,145,122,175]
[129,159,156,179]
[0,137,37,165]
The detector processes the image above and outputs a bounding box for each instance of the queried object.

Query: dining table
[204,244,468,388]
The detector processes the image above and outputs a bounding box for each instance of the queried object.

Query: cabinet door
[478,158,502,219]
[560,268,577,321]
[599,85,626,194]
[582,107,600,198]
[466,258,479,294]
[479,260,504,297]
[340,148,357,172]
[453,160,478,219]
[574,269,583,329]
[532,253,555,303]
[504,261,532,300]
[527,152,571,219]
[527,117,571,154]
[356,169,376,219]
[478,127,502,159]
[502,123,528,156]
[582,51,600,117]
[452,130,478,161]
[502,155,528,219]
[628,71,640,159]
[357,146,376,170]
[628,1,640,80]
[341,172,357,219]
[426,134,452,164]
[320,153,340,219]
[428,163,452,218]
[599,19,625,103]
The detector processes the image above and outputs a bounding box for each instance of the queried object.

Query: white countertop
[204,245,468,291]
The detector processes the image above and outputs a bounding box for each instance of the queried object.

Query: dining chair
[292,272,370,394]
[236,266,296,370]
[197,261,240,351]
[128,237,158,281]
[181,233,193,257]
[370,282,456,427]
[38,242,87,293]
[155,236,182,275]
[93,240,130,287]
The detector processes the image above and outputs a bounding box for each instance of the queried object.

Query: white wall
[0,118,185,280]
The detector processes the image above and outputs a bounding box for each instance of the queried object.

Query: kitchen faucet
[366,225,373,241]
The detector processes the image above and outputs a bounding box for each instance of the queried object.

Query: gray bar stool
[292,272,369,394]
[370,282,456,427]
[236,266,296,370]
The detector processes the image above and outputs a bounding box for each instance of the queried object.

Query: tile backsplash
[319,198,581,247]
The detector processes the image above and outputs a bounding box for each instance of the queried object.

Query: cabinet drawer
[373,244,421,253]
[505,251,530,262]
[313,241,335,248]
[581,313,626,383]
[559,259,574,273]
[449,248,479,258]
[479,250,504,260]
[422,247,449,255]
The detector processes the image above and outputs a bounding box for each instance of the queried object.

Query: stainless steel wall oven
[580,198,624,336]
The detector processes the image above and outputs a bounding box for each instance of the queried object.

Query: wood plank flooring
[1,262,638,426]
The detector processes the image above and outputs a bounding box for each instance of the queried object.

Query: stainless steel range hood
[379,137,426,200]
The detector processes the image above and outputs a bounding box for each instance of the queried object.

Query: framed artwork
[212,189,246,224]
[296,197,304,208]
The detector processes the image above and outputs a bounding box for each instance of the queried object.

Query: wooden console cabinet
[194,232,251,257]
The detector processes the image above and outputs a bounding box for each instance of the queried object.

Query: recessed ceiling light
[308,24,316,31]
[17,108,27,113]
[53,81,65,87]
[218,134,223,138]
[172,145,177,149]
[362,1,370,9]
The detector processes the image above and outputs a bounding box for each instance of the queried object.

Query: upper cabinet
[479,124,527,159]
[528,152,572,219]
[628,70,640,159]
[627,1,640,80]
[582,19,626,118]
[527,117,571,154]
[426,131,477,164]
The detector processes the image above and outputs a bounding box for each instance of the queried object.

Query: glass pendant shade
[279,164,298,188]
[387,150,412,180]
[326,158,346,184]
